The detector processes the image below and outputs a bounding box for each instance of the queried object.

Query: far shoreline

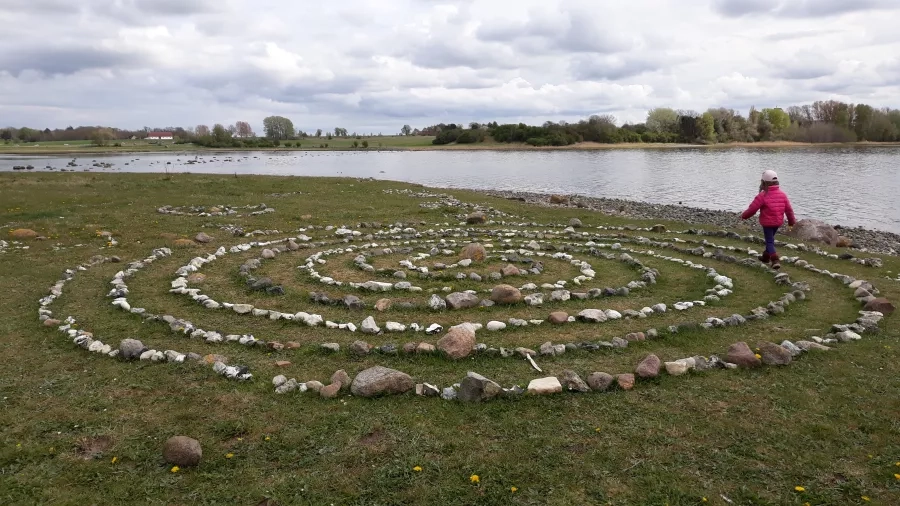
[2,140,900,156]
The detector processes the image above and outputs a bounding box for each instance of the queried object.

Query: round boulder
[162,436,202,467]
[350,366,414,398]
[10,228,38,239]
[788,219,839,246]
[490,284,522,304]
[459,243,487,262]
[436,326,476,359]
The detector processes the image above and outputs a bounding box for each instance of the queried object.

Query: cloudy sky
[2,0,899,134]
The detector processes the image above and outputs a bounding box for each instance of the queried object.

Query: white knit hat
[761,170,778,182]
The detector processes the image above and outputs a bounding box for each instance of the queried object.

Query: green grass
[1,173,899,505]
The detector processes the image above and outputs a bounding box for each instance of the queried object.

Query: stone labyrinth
[38,189,894,401]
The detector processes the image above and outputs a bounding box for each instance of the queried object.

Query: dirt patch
[358,428,386,447]
[75,435,113,460]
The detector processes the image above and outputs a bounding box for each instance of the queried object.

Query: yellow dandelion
[237,438,243,441]
[702,498,708,503]
[595,427,602,433]
[511,486,518,493]
[16,443,21,448]
[896,461,900,466]
[265,436,271,441]
[413,466,422,472]
[470,474,480,484]
[804,503,811,506]
[794,486,805,492]
[868,454,873,459]
[170,466,180,473]
[755,353,762,359]
[861,496,870,502]
[225,453,234,459]
[894,473,900,480]
[111,456,118,464]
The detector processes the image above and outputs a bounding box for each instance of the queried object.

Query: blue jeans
[763,226,780,255]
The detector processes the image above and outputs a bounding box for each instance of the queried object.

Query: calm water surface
[2,147,899,233]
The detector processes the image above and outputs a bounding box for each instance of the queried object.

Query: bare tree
[195,124,211,137]
[235,121,253,138]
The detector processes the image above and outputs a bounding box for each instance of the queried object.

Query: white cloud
[0,0,898,132]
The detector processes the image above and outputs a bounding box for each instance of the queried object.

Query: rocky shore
[480,190,900,256]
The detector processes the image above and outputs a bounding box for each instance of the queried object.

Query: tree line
[4,101,899,148]
[398,100,900,146]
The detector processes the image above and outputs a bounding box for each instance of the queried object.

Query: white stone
[527,377,562,395]
[361,316,381,334]
[486,321,507,331]
[665,361,689,376]
[233,304,254,314]
[604,310,622,320]
[385,321,406,332]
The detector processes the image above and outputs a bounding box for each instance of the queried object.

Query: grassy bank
[4,138,900,156]
[1,173,898,505]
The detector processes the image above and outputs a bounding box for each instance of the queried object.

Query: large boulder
[436,326,476,359]
[788,219,839,246]
[490,284,522,304]
[863,298,894,315]
[458,372,502,402]
[466,212,486,224]
[758,342,792,365]
[550,194,568,204]
[162,436,202,467]
[119,339,146,360]
[635,354,661,378]
[445,292,480,310]
[10,228,38,239]
[350,366,414,398]
[726,342,761,368]
[459,243,487,262]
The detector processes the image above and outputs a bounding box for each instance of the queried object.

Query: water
[3,147,899,233]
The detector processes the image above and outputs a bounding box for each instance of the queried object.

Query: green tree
[263,116,295,140]
[646,108,679,134]
[853,104,874,141]
[212,123,231,143]
[400,125,412,136]
[762,108,790,137]
[699,112,716,143]
[361,140,369,148]
[90,128,115,146]
[315,129,322,137]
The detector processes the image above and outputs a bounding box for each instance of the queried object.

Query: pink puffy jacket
[741,186,796,227]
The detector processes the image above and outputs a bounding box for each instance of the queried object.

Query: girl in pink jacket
[740,170,796,269]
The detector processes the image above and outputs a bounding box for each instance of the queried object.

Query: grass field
[1,173,898,505]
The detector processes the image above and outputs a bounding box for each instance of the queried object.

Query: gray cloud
[0,47,138,76]
[713,0,898,17]
[0,0,898,130]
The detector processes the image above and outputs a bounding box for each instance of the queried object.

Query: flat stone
[486,321,506,331]
[320,382,342,399]
[232,304,254,314]
[577,309,607,323]
[321,343,340,352]
[305,380,324,392]
[527,377,563,395]
[796,340,831,352]
[375,298,392,311]
[416,342,436,354]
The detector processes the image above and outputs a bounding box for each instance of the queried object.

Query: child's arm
[784,196,796,226]
[740,193,764,220]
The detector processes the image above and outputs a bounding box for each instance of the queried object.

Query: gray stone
[343,295,364,310]
[758,342,792,365]
[446,292,480,309]
[321,343,340,352]
[119,339,146,360]
[162,436,202,467]
[349,340,371,356]
[576,309,607,323]
[361,316,381,335]
[557,370,590,392]
[350,366,414,397]
[458,372,503,402]
[635,354,661,378]
[586,372,614,391]
[428,294,447,310]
